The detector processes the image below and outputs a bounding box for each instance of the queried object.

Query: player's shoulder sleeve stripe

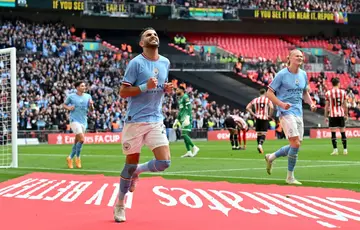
[122,81,132,86]
[268,86,275,92]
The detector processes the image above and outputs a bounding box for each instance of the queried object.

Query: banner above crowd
[15,0,84,11]
[0,0,15,8]
[238,9,353,24]
[82,1,171,18]
[4,1,360,24]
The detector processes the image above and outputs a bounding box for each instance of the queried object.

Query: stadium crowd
[1,20,248,132]
[1,18,359,134]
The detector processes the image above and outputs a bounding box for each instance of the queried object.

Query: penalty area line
[168,163,360,174]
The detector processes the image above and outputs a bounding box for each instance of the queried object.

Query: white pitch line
[169,163,360,174]
[2,166,359,185]
[18,153,360,164]
[162,173,360,185]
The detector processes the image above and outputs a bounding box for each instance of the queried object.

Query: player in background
[264,49,317,185]
[114,27,173,223]
[324,77,348,155]
[173,86,200,157]
[246,88,274,154]
[63,81,94,169]
[224,114,248,150]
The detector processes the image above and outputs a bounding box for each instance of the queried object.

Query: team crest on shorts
[288,129,294,135]
[123,142,131,151]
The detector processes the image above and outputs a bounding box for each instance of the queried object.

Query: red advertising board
[310,127,360,139]
[48,132,122,145]
[207,130,276,141]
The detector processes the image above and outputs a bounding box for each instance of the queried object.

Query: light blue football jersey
[64,93,92,127]
[122,54,170,123]
[269,68,308,117]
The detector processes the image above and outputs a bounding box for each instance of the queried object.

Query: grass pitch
[1,138,359,191]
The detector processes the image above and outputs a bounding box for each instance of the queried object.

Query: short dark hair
[178,86,186,91]
[331,77,340,86]
[74,80,85,88]
[139,27,156,40]
[259,88,266,95]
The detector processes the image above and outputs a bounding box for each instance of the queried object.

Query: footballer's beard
[176,92,182,96]
[144,41,160,48]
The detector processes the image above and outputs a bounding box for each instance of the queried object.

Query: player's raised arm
[266,73,290,110]
[120,77,158,98]
[266,89,290,110]
[119,58,157,98]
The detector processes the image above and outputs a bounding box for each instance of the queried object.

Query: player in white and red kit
[324,77,348,155]
[224,114,248,150]
[246,88,274,154]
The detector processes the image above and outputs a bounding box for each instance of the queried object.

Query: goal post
[0,47,18,168]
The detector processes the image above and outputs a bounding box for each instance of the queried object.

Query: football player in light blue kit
[265,49,317,185]
[114,27,173,222]
[64,81,94,169]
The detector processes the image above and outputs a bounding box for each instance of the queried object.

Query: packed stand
[0,20,134,132]
[16,49,132,132]
[0,20,71,53]
[327,36,360,65]
[2,20,255,132]
[291,35,360,64]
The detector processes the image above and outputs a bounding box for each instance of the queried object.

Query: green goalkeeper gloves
[182,115,190,127]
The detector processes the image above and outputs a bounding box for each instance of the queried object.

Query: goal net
[0,47,18,168]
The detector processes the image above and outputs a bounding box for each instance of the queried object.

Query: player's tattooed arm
[120,78,158,98]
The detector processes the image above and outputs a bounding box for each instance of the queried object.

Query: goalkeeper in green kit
[173,86,200,158]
